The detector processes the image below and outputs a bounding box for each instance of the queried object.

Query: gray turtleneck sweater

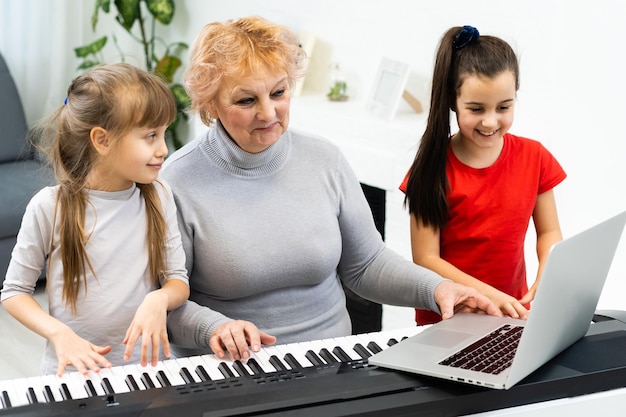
[161,122,444,357]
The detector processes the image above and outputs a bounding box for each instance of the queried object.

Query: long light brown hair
[36,63,176,313]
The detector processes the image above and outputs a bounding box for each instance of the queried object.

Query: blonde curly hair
[185,16,307,126]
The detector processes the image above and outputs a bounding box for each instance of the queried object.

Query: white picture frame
[366,58,411,120]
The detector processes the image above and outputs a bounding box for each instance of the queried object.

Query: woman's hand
[209,320,277,361]
[434,280,503,320]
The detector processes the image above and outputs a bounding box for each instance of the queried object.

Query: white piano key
[302,339,331,364]
[248,348,277,373]
[11,377,34,407]
[216,358,240,378]
[222,354,248,378]
[173,357,203,383]
[280,343,314,368]
[68,371,104,397]
[122,365,149,390]
[188,355,222,381]
[54,372,83,400]
[0,379,22,408]
[330,336,364,361]
[230,359,253,377]
[304,339,325,354]
[86,370,108,396]
[201,353,235,379]
[134,364,164,389]
[357,332,389,353]
[218,353,240,373]
[38,374,65,402]
[244,355,269,375]
[271,344,295,368]
[341,334,371,358]
[373,329,401,347]
[159,359,187,386]
[316,343,342,364]
[186,356,211,381]
[261,345,292,370]
[224,351,254,377]
[99,367,131,394]
[25,376,49,404]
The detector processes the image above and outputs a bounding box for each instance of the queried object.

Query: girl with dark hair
[401,26,566,325]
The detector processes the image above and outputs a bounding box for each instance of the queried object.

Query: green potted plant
[73,0,191,149]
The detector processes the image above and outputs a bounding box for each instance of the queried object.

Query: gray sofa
[0,52,54,288]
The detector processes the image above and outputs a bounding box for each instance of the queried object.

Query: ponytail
[404,26,519,230]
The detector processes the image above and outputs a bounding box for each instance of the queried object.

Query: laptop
[369,211,626,390]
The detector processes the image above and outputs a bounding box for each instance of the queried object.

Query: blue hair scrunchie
[453,25,480,50]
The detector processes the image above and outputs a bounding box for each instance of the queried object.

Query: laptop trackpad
[415,329,475,347]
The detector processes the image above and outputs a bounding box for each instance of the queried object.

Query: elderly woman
[161,16,500,361]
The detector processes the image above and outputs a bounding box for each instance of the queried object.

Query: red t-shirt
[400,134,566,325]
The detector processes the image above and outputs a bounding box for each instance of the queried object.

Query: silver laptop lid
[369,211,626,390]
[506,210,626,387]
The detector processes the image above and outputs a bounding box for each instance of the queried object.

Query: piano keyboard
[0,326,424,413]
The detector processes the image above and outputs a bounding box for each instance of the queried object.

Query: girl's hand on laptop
[518,284,538,306]
[488,289,529,320]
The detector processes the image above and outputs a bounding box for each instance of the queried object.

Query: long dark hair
[404,26,519,229]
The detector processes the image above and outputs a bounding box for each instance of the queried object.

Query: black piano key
[353,343,372,359]
[269,355,288,371]
[305,350,324,366]
[101,378,115,395]
[195,365,212,382]
[141,372,156,389]
[156,370,171,387]
[284,353,303,369]
[180,367,196,384]
[246,358,264,375]
[367,341,383,354]
[332,346,352,362]
[387,338,399,346]
[43,385,55,403]
[60,383,72,400]
[232,361,251,377]
[26,387,39,404]
[1,390,12,408]
[218,362,236,378]
[125,375,141,391]
[84,380,98,397]
[319,348,339,364]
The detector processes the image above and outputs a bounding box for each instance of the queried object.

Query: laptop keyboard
[439,324,524,374]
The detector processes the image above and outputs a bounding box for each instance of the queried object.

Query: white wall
[167,0,626,311]
[3,0,625,311]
